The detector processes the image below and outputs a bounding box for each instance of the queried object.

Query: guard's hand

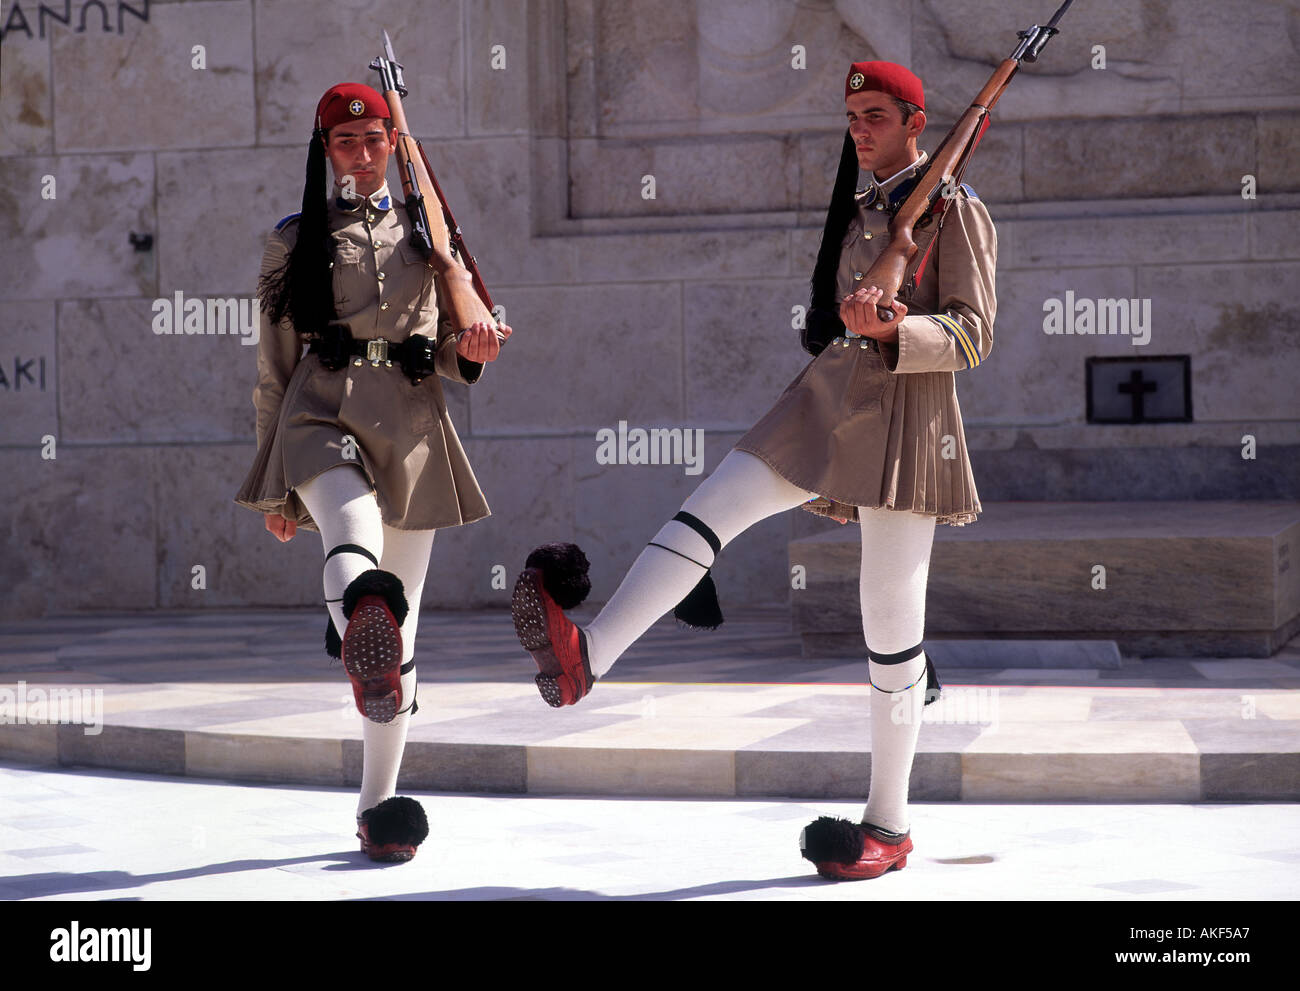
[839,286,907,342]
[806,496,850,525]
[265,513,296,542]
[456,320,511,362]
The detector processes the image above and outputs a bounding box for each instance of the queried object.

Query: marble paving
[1,608,1297,801]
[0,763,1294,901]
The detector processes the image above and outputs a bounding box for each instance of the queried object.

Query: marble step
[790,501,1300,658]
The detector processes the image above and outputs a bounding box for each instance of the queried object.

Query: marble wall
[1,0,1297,619]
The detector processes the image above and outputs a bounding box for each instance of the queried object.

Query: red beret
[844,61,924,110]
[315,82,391,134]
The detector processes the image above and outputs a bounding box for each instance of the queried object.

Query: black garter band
[323,543,380,602]
[646,542,709,570]
[652,511,725,630]
[672,511,721,555]
[867,642,925,665]
[397,660,418,716]
[866,642,942,707]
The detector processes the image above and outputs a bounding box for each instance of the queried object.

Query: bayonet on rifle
[862,0,1075,325]
[370,32,502,340]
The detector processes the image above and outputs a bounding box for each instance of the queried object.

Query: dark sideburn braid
[802,128,860,356]
[259,129,349,369]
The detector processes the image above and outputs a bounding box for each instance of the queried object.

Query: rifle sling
[909,110,992,290]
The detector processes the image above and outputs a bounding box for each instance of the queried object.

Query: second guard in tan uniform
[508,61,996,881]
[234,82,512,862]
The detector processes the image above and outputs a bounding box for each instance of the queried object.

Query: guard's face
[323,118,397,198]
[845,90,924,177]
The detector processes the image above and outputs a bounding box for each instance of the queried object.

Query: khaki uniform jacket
[736,150,997,526]
[233,182,491,532]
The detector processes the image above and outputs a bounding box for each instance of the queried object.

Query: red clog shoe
[341,570,409,723]
[800,816,913,880]
[356,796,428,863]
[511,543,595,707]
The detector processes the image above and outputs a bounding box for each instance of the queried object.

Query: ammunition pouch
[397,333,438,385]
[311,324,353,372]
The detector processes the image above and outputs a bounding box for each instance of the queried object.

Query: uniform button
[853,272,863,281]
[377,272,385,281]
[380,302,389,310]
[373,241,382,248]
[367,213,375,222]
[863,231,873,240]
[875,202,886,211]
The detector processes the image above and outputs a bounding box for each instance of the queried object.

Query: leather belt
[308,335,413,368]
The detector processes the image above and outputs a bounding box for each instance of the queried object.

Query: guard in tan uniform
[510,61,995,880]
[234,82,512,862]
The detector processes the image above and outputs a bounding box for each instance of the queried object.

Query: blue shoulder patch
[960,183,979,200]
[274,212,301,231]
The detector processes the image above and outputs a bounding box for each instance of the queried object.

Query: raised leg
[583,449,815,677]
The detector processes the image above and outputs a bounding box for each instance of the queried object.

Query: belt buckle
[366,338,389,366]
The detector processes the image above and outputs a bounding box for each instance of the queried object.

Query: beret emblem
[348,99,365,116]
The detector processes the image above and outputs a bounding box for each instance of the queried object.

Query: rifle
[370,31,504,342]
[807,0,1073,354]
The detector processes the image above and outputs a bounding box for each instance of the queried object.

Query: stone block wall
[1,0,1296,619]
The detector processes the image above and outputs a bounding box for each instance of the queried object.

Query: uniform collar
[857,150,929,210]
[333,181,393,213]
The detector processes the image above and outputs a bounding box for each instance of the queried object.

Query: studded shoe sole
[511,567,594,707]
[342,594,404,723]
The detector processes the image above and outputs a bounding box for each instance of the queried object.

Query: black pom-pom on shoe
[362,796,429,848]
[342,569,409,626]
[799,816,865,865]
[523,543,591,609]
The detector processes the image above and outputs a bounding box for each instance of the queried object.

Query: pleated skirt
[233,353,490,533]
[734,338,981,526]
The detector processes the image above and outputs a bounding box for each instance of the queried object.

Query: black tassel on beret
[802,128,862,356]
[799,816,866,865]
[362,796,429,848]
[674,572,724,631]
[342,569,409,626]
[259,128,339,341]
[524,542,591,609]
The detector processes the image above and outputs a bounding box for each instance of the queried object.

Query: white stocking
[584,449,814,677]
[295,466,435,817]
[857,507,937,835]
